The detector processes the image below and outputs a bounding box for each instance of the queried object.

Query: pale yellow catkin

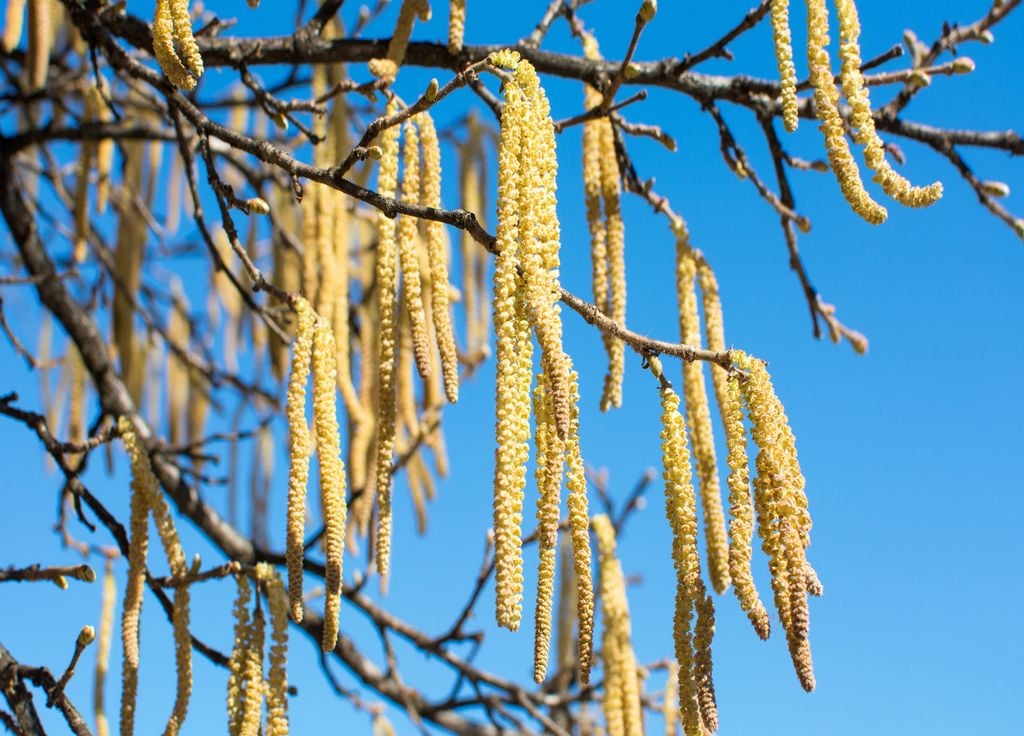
[597,109,626,412]
[286,297,316,622]
[113,140,144,406]
[532,374,563,683]
[652,366,704,736]
[226,575,252,735]
[397,120,432,380]
[256,564,290,736]
[565,367,594,682]
[385,0,430,67]
[593,515,642,736]
[806,0,887,224]
[237,609,265,736]
[152,0,192,90]
[166,291,190,447]
[491,61,530,631]
[94,558,115,736]
[663,660,679,736]
[25,0,50,90]
[582,93,609,334]
[675,245,730,595]
[331,187,363,422]
[770,0,799,133]
[118,417,156,736]
[418,112,460,403]
[1,0,26,52]
[696,262,769,639]
[374,100,403,583]
[447,0,465,54]
[312,319,349,651]
[693,591,718,733]
[73,88,99,264]
[835,0,942,208]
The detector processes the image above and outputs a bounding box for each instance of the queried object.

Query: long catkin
[397,120,432,380]
[286,297,316,622]
[312,319,348,651]
[374,100,403,583]
[675,244,730,595]
[257,563,290,736]
[532,373,563,683]
[226,575,252,735]
[770,0,798,132]
[564,367,594,682]
[94,558,115,736]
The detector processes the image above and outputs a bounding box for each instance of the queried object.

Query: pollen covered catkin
[770,0,798,132]
[286,297,316,622]
[835,0,942,208]
[806,0,887,224]
[226,575,252,735]
[598,109,626,412]
[565,367,594,682]
[374,100,403,583]
[237,608,265,736]
[152,0,193,90]
[593,515,642,736]
[696,262,769,639]
[675,244,730,595]
[732,350,816,692]
[256,563,290,736]
[532,374,563,683]
[418,112,460,403]
[448,0,465,54]
[397,120,432,380]
[313,318,348,651]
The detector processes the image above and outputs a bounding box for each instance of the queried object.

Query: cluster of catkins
[770,0,944,223]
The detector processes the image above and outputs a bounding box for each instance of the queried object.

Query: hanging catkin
[94,558,115,736]
[397,119,432,380]
[565,366,594,682]
[226,575,251,735]
[25,0,51,90]
[256,563,290,736]
[312,318,348,651]
[675,242,730,595]
[447,0,465,54]
[770,0,798,132]
[118,417,153,736]
[286,297,316,622]
[1,0,25,52]
[374,100,403,583]
[532,373,563,683]
[418,112,460,403]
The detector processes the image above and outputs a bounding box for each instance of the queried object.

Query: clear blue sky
[1,1,1022,734]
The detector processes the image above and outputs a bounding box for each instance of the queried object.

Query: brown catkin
[675,244,730,594]
[312,319,348,651]
[374,100,403,583]
[94,558,115,736]
[286,297,316,622]
[418,112,460,403]
[532,373,563,683]
[118,417,155,736]
[25,0,50,90]
[397,120,432,380]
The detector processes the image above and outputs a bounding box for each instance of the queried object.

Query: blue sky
[1,1,1022,734]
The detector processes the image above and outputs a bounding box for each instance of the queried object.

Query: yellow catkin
[1,0,25,52]
[171,0,203,79]
[418,112,460,403]
[597,113,626,411]
[166,290,190,447]
[385,0,430,67]
[693,591,718,733]
[582,95,608,334]
[492,61,530,631]
[565,367,594,682]
[397,120,432,380]
[237,608,265,736]
[806,0,887,224]
[256,564,290,736]
[513,56,572,441]
[152,0,193,90]
[313,318,349,651]
[652,366,705,736]
[73,87,99,264]
[118,417,156,736]
[113,140,144,406]
[226,575,251,735]
[447,0,465,54]
[770,0,799,133]
[94,558,115,736]
[675,244,730,595]
[532,374,563,683]
[94,87,114,214]
[25,0,50,90]
[732,350,816,692]
[331,187,362,422]
[374,100,403,583]
[286,297,316,622]
[696,263,769,639]
[835,0,942,208]
[66,345,86,466]
[663,660,679,736]
[594,515,642,736]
